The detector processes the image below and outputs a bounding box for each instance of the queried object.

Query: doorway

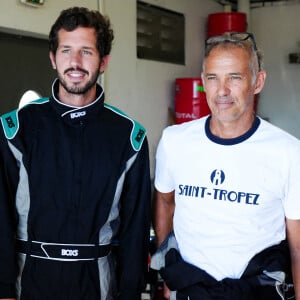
[0,31,55,114]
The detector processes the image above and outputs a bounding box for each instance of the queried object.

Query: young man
[0,7,151,300]
[152,32,300,299]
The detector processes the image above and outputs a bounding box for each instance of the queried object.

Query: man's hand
[163,282,171,299]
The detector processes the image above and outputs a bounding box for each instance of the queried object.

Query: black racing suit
[0,79,151,300]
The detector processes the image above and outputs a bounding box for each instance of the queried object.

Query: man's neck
[57,85,97,107]
[209,114,255,139]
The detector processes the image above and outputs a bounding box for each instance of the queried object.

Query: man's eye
[231,75,242,80]
[82,50,92,55]
[207,76,216,81]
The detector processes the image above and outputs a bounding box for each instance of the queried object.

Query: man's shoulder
[259,117,300,144]
[163,117,206,138]
[103,103,147,152]
[0,98,50,140]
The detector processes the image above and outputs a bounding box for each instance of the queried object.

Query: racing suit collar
[49,78,105,123]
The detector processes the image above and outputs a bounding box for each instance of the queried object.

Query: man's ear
[254,70,266,95]
[100,55,110,73]
[49,51,57,70]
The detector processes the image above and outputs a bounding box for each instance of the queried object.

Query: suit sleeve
[0,130,18,299]
[118,137,151,300]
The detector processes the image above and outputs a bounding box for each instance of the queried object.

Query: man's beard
[58,67,100,95]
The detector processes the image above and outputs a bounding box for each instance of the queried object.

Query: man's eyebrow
[204,72,216,77]
[58,45,94,49]
[204,72,244,76]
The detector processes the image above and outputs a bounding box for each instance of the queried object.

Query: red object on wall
[207,12,247,38]
[175,78,211,124]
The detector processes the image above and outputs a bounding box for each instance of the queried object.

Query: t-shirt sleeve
[154,129,175,193]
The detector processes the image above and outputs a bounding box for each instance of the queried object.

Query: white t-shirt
[154,116,300,281]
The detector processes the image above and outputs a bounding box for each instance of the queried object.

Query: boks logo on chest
[70,111,86,119]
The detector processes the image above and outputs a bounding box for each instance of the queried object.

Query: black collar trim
[205,115,261,145]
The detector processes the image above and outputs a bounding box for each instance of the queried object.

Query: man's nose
[217,79,230,96]
[70,51,82,68]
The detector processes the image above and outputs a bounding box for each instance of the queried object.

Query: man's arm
[286,218,300,299]
[152,189,175,299]
[0,131,18,299]
[118,139,151,300]
[152,189,175,247]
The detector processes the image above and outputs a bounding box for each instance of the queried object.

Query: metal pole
[237,0,250,31]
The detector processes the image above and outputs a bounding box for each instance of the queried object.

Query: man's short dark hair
[49,6,114,59]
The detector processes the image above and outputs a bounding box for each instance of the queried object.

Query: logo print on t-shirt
[178,169,259,205]
[210,169,225,185]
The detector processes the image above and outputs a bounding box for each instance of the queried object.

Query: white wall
[0,0,98,37]
[251,3,300,138]
[102,0,221,176]
[0,0,222,177]
[3,1,300,176]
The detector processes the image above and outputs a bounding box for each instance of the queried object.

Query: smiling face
[49,26,109,104]
[202,45,266,136]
